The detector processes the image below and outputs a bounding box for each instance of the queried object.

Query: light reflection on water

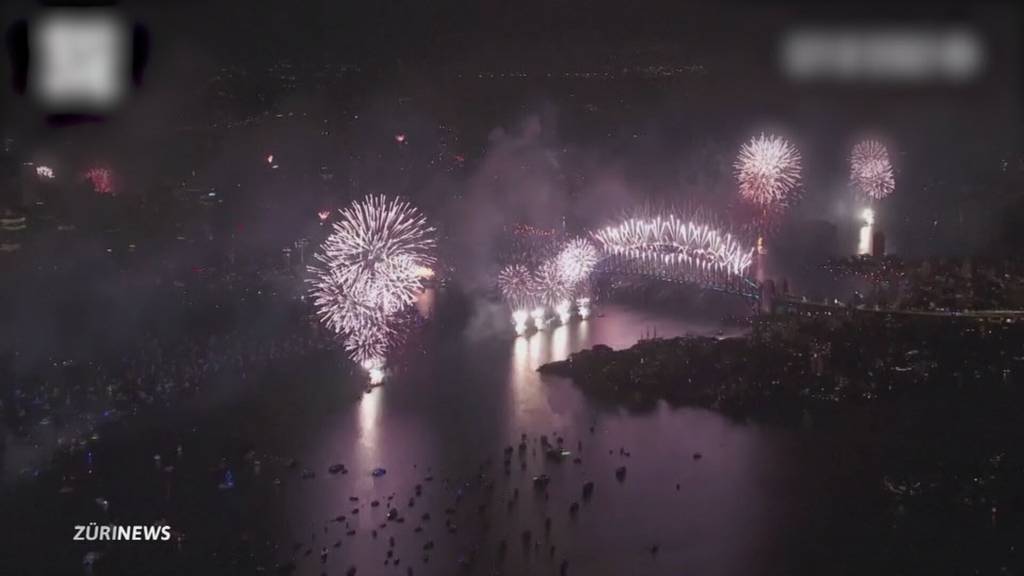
[356,385,382,462]
[270,305,810,575]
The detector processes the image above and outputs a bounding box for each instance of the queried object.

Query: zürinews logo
[74,524,172,541]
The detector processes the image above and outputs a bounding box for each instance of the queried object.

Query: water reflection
[551,323,570,360]
[511,335,531,380]
[356,386,382,465]
[276,306,805,576]
[526,329,542,366]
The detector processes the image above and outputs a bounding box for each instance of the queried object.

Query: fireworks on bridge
[307,195,436,380]
[734,133,802,208]
[592,214,754,276]
[850,140,895,201]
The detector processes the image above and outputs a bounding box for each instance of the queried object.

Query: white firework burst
[555,238,599,292]
[498,264,536,311]
[734,133,802,207]
[307,195,436,374]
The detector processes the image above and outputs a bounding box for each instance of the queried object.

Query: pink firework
[850,140,895,200]
[84,168,114,195]
[734,133,802,207]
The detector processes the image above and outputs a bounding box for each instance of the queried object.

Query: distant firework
[36,165,54,179]
[307,195,436,373]
[83,168,114,195]
[734,133,802,207]
[850,140,895,200]
[317,210,331,221]
[593,214,754,276]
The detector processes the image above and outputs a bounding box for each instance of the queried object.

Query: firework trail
[734,133,802,208]
[850,140,895,200]
[308,195,436,375]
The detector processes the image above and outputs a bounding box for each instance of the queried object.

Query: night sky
[1,1,1019,249]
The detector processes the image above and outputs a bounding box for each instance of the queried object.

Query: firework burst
[555,238,599,293]
[498,264,536,311]
[534,259,571,309]
[308,195,436,374]
[850,140,895,200]
[734,133,802,208]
